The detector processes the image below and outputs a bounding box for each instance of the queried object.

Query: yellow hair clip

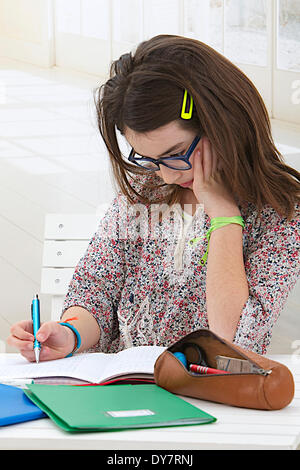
[181,89,193,119]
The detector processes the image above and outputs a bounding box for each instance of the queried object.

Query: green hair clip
[181,89,193,119]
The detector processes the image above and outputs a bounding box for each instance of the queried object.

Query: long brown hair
[94,34,300,221]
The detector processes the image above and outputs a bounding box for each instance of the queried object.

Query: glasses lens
[163,158,191,170]
[135,159,158,170]
[134,155,190,171]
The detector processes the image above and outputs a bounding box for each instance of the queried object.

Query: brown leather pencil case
[154,329,294,410]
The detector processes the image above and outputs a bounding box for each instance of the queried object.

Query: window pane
[113,0,141,43]
[144,0,180,38]
[184,0,223,53]
[277,0,300,71]
[82,0,109,40]
[224,0,267,66]
[55,0,81,35]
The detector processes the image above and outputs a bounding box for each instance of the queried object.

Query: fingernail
[37,334,44,341]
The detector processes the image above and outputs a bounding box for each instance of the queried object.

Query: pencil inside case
[169,335,269,376]
[154,329,294,410]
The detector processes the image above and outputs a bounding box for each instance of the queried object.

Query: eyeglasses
[128,135,201,171]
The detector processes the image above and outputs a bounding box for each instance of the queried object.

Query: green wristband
[189,216,245,266]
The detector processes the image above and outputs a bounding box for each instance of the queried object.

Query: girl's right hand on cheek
[6,320,76,362]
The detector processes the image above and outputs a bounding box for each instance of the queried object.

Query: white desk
[0,354,299,450]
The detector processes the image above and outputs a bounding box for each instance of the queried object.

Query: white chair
[41,210,107,320]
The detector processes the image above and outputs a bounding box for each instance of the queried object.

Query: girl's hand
[6,320,75,362]
[193,136,241,218]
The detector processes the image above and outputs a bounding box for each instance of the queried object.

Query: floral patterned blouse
[62,173,300,355]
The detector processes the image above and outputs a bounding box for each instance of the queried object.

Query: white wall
[0,0,54,67]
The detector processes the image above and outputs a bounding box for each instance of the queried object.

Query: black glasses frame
[128,135,201,171]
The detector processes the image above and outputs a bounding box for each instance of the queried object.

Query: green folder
[25,384,216,433]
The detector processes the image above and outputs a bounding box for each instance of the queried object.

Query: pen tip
[35,348,40,364]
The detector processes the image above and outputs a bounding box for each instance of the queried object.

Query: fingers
[36,321,59,343]
[10,320,34,341]
[19,345,56,363]
[7,320,67,362]
[6,321,54,357]
[211,144,218,177]
[202,137,212,181]
[6,320,34,353]
[193,147,203,185]
[203,137,220,180]
[6,329,35,362]
[6,335,33,352]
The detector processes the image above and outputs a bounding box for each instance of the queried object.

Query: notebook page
[94,346,166,383]
[0,346,166,383]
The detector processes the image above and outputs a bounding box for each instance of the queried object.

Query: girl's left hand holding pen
[193,137,241,219]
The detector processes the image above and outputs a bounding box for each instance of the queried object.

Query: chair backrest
[41,211,107,320]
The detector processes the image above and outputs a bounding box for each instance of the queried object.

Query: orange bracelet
[63,317,79,322]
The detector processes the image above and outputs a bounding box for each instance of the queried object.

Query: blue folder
[0,384,46,426]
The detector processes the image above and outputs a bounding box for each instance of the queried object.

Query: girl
[7,35,300,360]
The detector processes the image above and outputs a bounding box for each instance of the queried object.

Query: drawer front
[44,211,107,240]
[41,268,75,294]
[43,240,89,267]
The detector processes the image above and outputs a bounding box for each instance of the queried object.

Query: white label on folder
[106,409,155,418]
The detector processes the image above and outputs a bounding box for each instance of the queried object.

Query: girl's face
[124,121,203,190]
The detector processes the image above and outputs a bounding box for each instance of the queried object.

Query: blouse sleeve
[61,193,127,353]
[233,204,300,355]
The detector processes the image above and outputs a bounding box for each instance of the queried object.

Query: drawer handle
[55,278,61,284]
[58,224,64,229]
[57,251,62,256]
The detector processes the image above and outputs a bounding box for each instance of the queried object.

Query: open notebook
[0,346,166,386]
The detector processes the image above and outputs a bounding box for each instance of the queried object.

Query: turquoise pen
[31,294,41,363]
